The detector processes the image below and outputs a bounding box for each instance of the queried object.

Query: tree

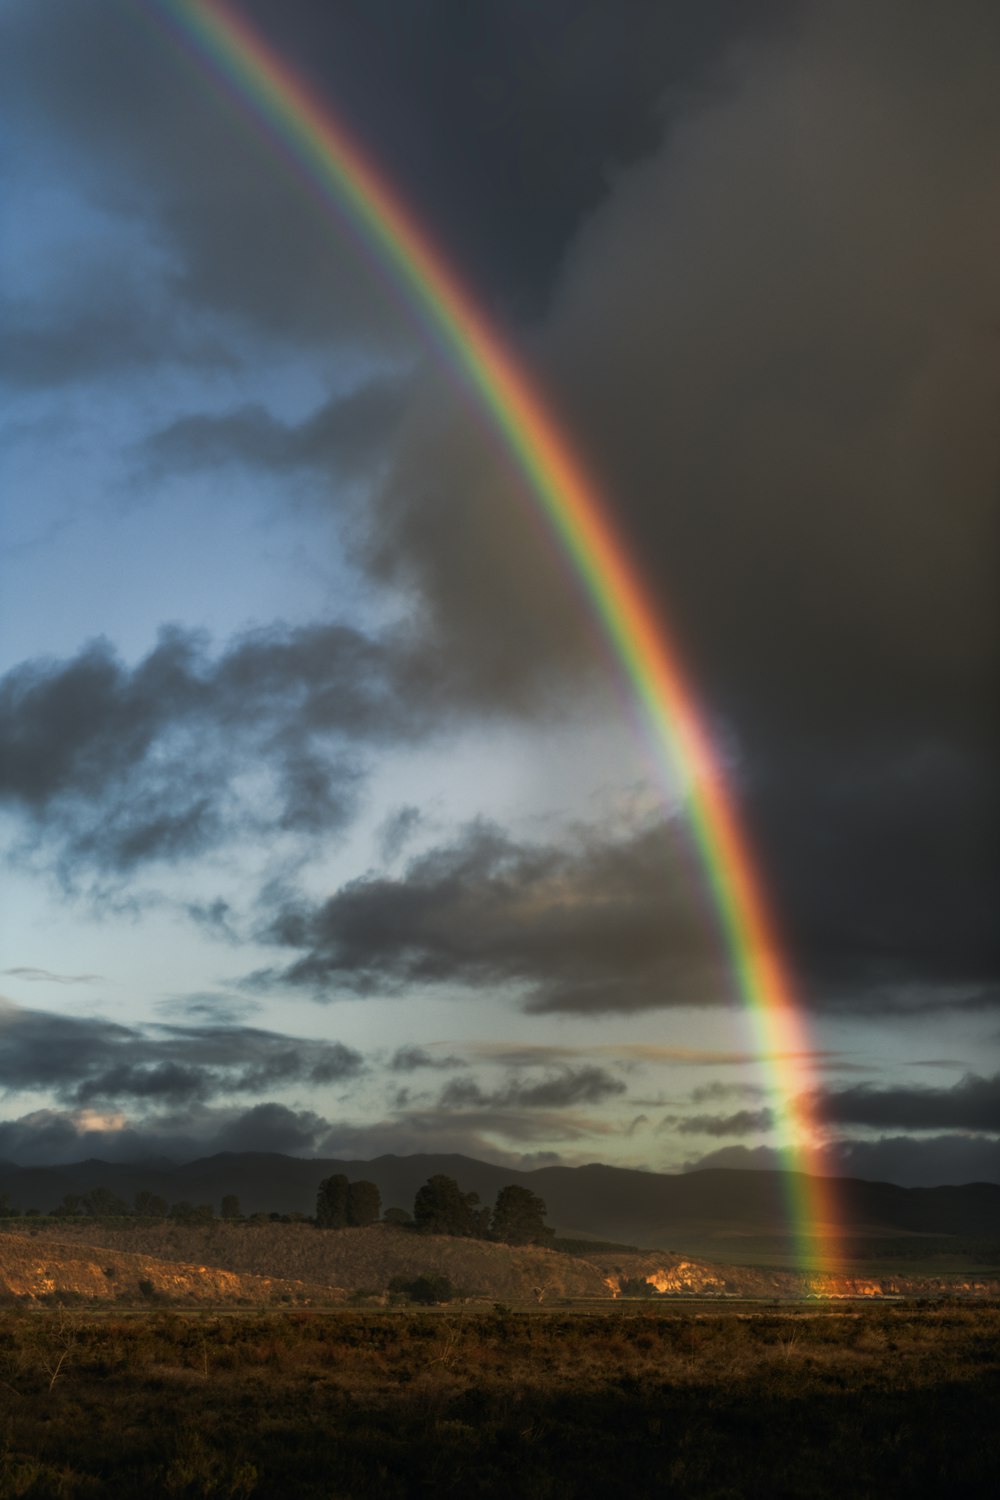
[316,1174,349,1228]
[134,1190,168,1217]
[490,1184,553,1245]
[383,1205,413,1227]
[413,1175,489,1237]
[346,1179,381,1227]
[220,1194,241,1220]
[389,1273,455,1304]
[81,1187,129,1218]
[170,1201,213,1223]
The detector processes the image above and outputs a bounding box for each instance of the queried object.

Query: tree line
[316,1172,553,1246]
[1,1174,555,1246]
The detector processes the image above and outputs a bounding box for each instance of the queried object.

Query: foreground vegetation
[0,1303,997,1497]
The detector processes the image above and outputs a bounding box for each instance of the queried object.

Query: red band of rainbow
[141,0,841,1281]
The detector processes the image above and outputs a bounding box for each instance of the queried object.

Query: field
[0,1302,997,1498]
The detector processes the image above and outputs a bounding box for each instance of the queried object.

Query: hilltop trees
[134,1190,168,1217]
[413,1174,490,1237]
[316,1174,381,1228]
[347,1179,382,1226]
[317,1171,553,1241]
[490,1184,553,1246]
[409,1175,552,1243]
[316,1174,349,1228]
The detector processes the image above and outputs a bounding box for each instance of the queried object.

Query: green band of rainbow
[143,0,841,1280]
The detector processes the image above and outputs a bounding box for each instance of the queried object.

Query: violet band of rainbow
[141,0,841,1282]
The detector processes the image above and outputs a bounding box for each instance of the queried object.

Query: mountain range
[2,1153,999,1265]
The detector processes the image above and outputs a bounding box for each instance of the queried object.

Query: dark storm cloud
[3,0,788,381]
[439,1066,625,1111]
[0,1094,586,1168]
[0,998,364,1109]
[671,1074,1000,1143]
[813,1073,1000,1135]
[237,0,789,315]
[0,1101,342,1167]
[359,0,1000,1008]
[141,377,410,481]
[213,1102,333,1156]
[259,817,733,1013]
[0,622,437,880]
[0,0,409,360]
[686,1136,1000,1189]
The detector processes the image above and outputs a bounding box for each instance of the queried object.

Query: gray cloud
[439,1066,626,1111]
[259,817,733,1013]
[690,1081,767,1104]
[2,967,101,985]
[0,284,233,389]
[377,806,424,865]
[140,377,410,483]
[0,622,438,881]
[668,1108,777,1138]
[389,1045,465,1074]
[0,998,364,1109]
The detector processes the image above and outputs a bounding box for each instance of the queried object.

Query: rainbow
[142,0,841,1280]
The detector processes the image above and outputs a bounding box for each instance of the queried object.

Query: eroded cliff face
[803,1274,1000,1300]
[0,1232,337,1304]
[595,1251,1000,1300]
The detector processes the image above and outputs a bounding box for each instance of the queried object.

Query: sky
[1,0,997,1188]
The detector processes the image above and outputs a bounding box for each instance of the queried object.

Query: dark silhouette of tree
[490,1184,553,1245]
[316,1174,350,1228]
[413,1175,489,1237]
[383,1205,413,1227]
[347,1179,381,1227]
[389,1272,455,1304]
[134,1190,168,1217]
[220,1194,241,1220]
[170,1201,213,1223]
[81,1187,129,1217]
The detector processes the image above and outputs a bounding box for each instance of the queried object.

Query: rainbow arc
[144,0,841,1280]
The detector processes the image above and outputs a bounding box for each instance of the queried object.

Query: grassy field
[0,1302,997,1497]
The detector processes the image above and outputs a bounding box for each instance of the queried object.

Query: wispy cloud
[2,967,101,985]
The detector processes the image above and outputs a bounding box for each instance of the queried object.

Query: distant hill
[6,1222,999,1305]
[2,1153,999,1266]
[5,1222,611,1304]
